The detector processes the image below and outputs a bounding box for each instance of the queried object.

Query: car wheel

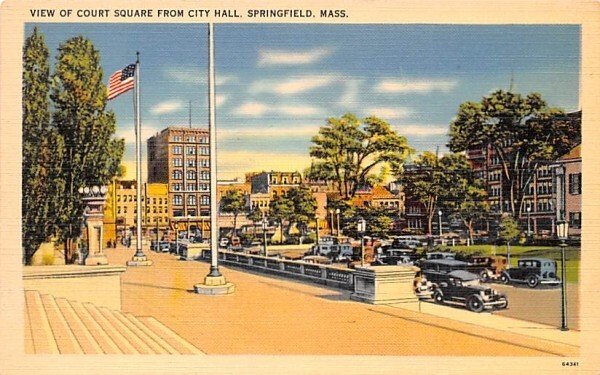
[433,290,444,304]
[466,295,485,313]
[479,271,489,282]
[500,273,509,284]
[497,298,508,309]
[526,275,539,288]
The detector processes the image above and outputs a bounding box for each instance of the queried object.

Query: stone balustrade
[199,250,355,290]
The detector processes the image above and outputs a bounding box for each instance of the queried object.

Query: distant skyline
[26,23,581,180]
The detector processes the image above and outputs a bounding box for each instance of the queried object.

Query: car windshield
[462,279,480,286]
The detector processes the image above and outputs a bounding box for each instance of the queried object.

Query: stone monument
[78,185,109,266]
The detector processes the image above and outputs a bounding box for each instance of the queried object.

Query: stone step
[123,313,181,355]
[69,300,121,354]
[54,298,103,354]
[138,317,204,355]
[40,294,84,354]
[24,291,59,354]
[110,309,170,354]
[82,302,139,354]
[97,306,155,354]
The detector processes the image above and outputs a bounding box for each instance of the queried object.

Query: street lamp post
[438,210,443,238]
[315,215,320,251]
[329,209,334,236]
[556,220,569,331]
[358,218,366,267]
[526,206,531,237]
[262,218,268,257]
[336,208,341,236]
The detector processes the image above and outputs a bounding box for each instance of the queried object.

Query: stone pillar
[79,186,109,266]
[351,265,418,304]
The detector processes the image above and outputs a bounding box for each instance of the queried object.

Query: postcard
[1,0,598,374]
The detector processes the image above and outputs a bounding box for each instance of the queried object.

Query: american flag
[107,64,136,100]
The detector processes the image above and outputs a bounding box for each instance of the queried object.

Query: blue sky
[26,23,581,180]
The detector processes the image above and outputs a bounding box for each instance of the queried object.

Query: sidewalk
[106,247,578,356]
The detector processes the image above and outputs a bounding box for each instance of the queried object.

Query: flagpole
[195,23,234,294]
[128,51,152,266]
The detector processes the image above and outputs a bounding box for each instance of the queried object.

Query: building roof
[559,144,581,161]
[371,185,397,200]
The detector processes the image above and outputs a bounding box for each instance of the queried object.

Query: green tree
[448,90,579,217]
[286,186,317,239]
[22,27,66,265]
[342,205,395,239]
[247,208,264,238]
[309,114,412,199]
[499,215,521,265]
[51,36,124,263]
[220,190,247,238]
[269,194,293,244]
[400,152,469,235]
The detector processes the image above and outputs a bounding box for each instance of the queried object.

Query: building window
[173,158,182,167]
[173,183,182,191]
[172,170,182,180]
[200,159,209,168]
[187,159,196,167]
[199,183,209,191]
[569,173,582,195]
[124,206,128,214]
[200,171,209,180]
[187,170,196,180]
[200,147,209,155]
[201,195,210,205]
[187,136,196,142]
[172,145,182,155]
[117,195,121,202]
[173,135,182,142]
[569,212,581,229]
[117,206,121,214]
[186,146,196,155]
[173,195,183,205]
[188,195,196,205]
[186,183,196,191]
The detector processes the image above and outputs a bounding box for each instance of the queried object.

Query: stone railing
[199,250,355,290]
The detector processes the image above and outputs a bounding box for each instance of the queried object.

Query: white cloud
[394,124,448,136]
[250,75,336,95]
[218,125,319,140]
[234,102,269,117]
[115,124,162,145]
[233,101,322,118]
[164,67,236,86]
[365,107,413,119]
[374,79,458,94]
[338,79,362,108]
[258,48,333,66]
[150,100,184,115]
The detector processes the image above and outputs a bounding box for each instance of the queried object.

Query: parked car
[425,252,456,260]
[219,238,229,248]
[377,249,417,265]
[419,259,469,285]
[468,255,508,282]
[302,255,332,265]
[500,257,561,288]
[158,241,170,253]
[431,270,508,312]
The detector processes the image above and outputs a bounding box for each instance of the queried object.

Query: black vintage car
[419,259,469,284]
[500,257,561,288]
[432,270,508,312]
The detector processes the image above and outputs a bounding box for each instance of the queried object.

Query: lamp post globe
[556,219,569,331]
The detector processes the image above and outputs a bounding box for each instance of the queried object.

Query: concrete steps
[24,290,202,354]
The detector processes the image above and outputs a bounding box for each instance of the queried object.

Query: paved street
[106,247,577,356]
[492,283,579,331]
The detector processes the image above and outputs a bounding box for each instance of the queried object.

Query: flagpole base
[127,254,153,267]
[194,275,235,295]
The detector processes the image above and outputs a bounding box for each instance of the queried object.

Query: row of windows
[117,195,168,205]
[172,158,210,168]
[117,206,168,214]
[172,183,209,192]
[144,216,169,224]
[172,146,210,155]
[171,135,209,143]
[271,176,301,185]
[172,170,210,180]
[173,195,210,206]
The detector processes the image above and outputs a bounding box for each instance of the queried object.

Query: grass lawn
[449,244,580,283]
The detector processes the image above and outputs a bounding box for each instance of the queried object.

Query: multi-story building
[551,144,581,238]
[465,111,581,236]
[246,171,303,213]
[103,180,169,244]
[147,126,211,236]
